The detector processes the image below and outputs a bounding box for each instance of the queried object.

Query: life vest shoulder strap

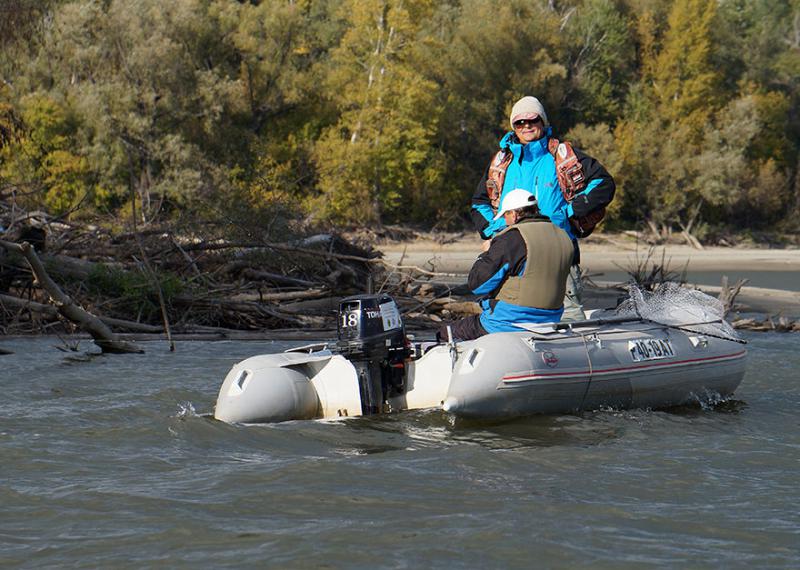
[483,138,605,238]
[547,138,585,201]
[486,148,513,210]
[548,138,604,238]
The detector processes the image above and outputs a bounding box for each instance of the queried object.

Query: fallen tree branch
[169,234,205,281]
[2,250,103,281]
[680,229,704,250]
[171,296,327,328]
[179,239,461,278]
[180,240,380,263]
[238,266,318,288]
[0,293,165,332]
[129,183,174,351]
[718,276,748,317]
[228,288,330,302]
[0,239,144,353]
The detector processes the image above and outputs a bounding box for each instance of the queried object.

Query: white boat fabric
[214,285,747,424]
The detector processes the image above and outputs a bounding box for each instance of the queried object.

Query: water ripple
[1,335,799,568]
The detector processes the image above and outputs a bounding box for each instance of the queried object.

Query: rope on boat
[650,320,748,345]
[529,316,747,345]
[577,333,595,411]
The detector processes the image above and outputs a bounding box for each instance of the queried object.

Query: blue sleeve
[468,232,516,295]
[471,263,510,295]
[471,204,508,239]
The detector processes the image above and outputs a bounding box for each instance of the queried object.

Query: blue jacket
[471,129,615,241]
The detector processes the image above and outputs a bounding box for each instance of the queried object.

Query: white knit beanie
[509,96,549,128]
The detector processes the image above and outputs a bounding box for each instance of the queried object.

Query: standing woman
[471,96,615,320]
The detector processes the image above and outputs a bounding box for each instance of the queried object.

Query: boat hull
[443,325,746,418]
[214,321,747,423]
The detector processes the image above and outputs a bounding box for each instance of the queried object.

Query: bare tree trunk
[129,176,174,351]
[645,219,661,241]
[0,240,144,353]
[0,293,163,332]
[680,229,704,250]
[718,276,748,317]
[678,203,704,250]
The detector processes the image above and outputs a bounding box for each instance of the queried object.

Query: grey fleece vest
[495,219,574,309]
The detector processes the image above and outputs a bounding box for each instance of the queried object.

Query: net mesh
[615,282,741,341]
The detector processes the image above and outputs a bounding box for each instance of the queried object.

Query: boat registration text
[628,338,675,362]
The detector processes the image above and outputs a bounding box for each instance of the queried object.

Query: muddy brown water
[1,333,799,568]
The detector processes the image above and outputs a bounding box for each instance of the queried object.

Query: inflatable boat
[213,292,747,423]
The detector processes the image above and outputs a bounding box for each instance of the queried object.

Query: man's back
[469,216,573,334]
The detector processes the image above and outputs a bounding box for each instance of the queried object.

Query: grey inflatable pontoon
[213,293,747,424]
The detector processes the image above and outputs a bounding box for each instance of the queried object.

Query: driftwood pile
[1,209,796,354]
[0,212,479,352]
[717,276,800,332]
[731,316,800,332]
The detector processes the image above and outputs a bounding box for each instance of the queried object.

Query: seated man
[438,189,574,342]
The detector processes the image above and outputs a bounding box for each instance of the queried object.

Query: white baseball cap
[493,189,537,220]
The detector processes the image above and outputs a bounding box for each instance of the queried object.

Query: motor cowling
[335,294,407,414]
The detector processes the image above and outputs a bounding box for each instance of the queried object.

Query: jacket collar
[500,127,553,160]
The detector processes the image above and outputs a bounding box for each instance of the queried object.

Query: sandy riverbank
[379,233,800,272]
[378,234,800,317]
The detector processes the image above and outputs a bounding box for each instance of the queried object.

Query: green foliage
[0,0,798,234]
[652,0,720,129]
[607,0,799,234]
[87,264,184,322]
[0,93,93,215]
[313,0,444,224]
[0,100,22,150]
[563,0,636,125]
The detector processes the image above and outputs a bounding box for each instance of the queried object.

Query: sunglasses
[513,117,542,128]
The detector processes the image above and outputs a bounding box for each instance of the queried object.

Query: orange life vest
[484,138,605,237]
[547,138,605,238]
[486,148,512,210]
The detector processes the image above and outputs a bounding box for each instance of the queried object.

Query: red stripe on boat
[502,350,747,382]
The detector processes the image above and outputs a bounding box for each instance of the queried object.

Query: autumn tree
[561,0,636,126]
[612,0,728,238]
[313,0,443,224]
[651,0,720,129]
[1,0,799,235]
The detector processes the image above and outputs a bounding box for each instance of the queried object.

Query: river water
[2,334,799,569]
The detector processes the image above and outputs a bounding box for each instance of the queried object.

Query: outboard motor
[336,294,408,415]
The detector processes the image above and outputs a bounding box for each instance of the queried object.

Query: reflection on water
[1,334,799,569]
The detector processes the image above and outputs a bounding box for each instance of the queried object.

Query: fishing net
[615,282,741,341]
